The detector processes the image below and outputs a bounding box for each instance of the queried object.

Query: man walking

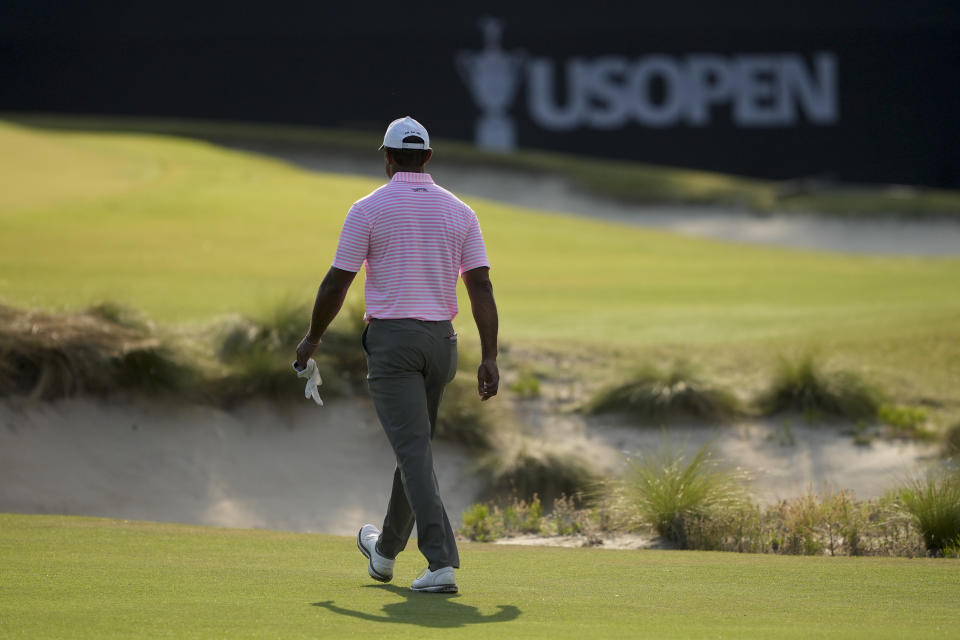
[294,116,499,594]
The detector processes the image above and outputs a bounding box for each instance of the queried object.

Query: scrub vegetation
[945,422,960,460]
[476,439,600,507]
[620,445,750,546]
[0,301,366,407]
[584,360,743,422]
[899,471,960,555]
[0,303,192,400]
[756,353,883,420]
[461,445,960,558]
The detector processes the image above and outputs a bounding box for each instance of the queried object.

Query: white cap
[379,116,431,151]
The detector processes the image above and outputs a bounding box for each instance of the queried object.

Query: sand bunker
[0,398,482,534]
[0,397,938,534]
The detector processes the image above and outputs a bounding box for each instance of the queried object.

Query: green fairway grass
[7,113,960,217]
[1,120,959,415]
[1,514,957,639]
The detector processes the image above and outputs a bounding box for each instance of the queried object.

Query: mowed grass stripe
[1,514,957,639]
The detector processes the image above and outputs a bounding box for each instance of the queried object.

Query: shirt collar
[390,172,434,184]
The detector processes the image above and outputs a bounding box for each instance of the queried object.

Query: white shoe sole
[356,530,392,583]
[410,583,458,594]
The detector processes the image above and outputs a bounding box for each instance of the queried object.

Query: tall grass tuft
[479,438,600,506]
[623,444,748,548]
[899,469,960,556]
[757,354,883,420]
[310,300,368,388]
[584,360,742,423]
[458,495,545,542]
[216,298,309,363]
[0,303,192,399]
[211,299,368,405]
[944,422,960,461]
[435,378,496,451]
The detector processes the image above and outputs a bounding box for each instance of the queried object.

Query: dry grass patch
[0,303,191,400]
[584,360,743,423]
[757,354,883,421]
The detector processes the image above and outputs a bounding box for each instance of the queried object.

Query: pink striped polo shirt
[332,172,490,321]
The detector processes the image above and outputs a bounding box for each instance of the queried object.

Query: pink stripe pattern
[332,172,490,321]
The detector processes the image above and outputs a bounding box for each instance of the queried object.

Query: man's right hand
[462,267,499,402]
[478,359,499,401]
[295,335,321,370]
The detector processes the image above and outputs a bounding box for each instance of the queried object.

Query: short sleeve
[332,204,370,273]
[460,210,491,273]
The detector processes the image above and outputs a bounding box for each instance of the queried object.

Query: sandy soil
[519,410,940,504]
[1,396,938,535]
[0,397,482,534]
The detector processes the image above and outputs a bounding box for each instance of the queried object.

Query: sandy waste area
[0,396,938,540]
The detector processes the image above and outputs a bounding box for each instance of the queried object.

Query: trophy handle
[456,52,476,85]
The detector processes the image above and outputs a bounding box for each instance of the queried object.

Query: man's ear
[423,149,433,167]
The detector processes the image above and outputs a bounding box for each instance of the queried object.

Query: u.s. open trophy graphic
[457,18,524,151]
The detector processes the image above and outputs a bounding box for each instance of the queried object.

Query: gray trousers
[362,318,460,571]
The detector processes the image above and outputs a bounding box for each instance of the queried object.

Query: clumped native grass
[690,490,925,556]
[434,377,497,451]
[0,299,374,406]
[509,368,542,399]
[211,299,368,405]
[459,493,606,542]
[945,422,960,460]
[757,354,883,421]
[459,503,502,542]
[899,469,960,556]
[622,444,749,547]
[584,361,742,423]
[462,479,929,556]
[456,442,938,557]
[0,303,193,400]
[478,438,600,506]
[460,495,546,542]
[877,403,931,436]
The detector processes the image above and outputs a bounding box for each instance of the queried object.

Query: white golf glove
[293,358,323,406]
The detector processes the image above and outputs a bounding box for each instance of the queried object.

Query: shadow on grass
[312,584,521,628]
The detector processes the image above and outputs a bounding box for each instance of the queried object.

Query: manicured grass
[1,514,958,639]
[7,112,960,217]
[1,120,958,416]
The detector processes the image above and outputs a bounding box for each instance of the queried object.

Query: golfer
[294,116,499,594]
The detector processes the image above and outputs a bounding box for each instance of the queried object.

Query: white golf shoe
[356,524,394,583]
[410,566,458,593]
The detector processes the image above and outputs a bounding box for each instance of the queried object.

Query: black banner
[2,2,959,187]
